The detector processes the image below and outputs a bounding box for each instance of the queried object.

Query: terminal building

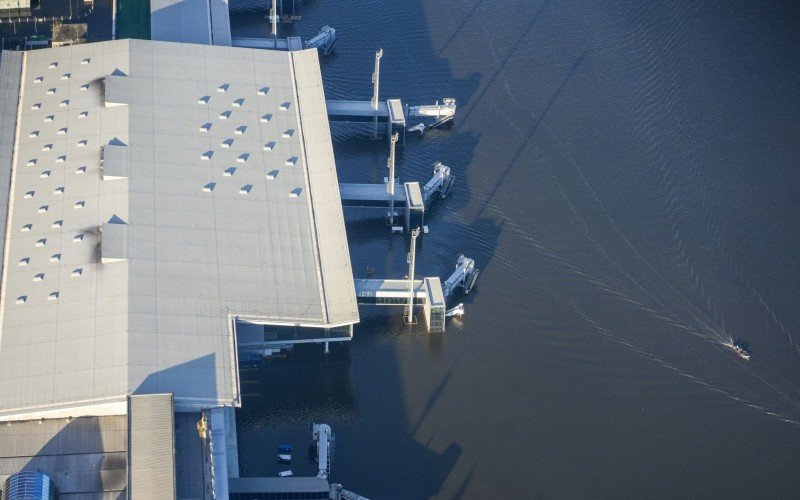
[0,39,360,497]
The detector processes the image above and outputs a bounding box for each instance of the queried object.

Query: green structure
[116,0,151,40]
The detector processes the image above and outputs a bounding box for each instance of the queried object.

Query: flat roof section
[0,40,358,420]
[0,415,127,497]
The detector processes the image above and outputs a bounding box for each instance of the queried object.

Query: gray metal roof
[0,415,127,497]
[127,394,176,500]
[0,40,358,419]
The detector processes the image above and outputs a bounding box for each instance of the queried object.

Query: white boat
[728,341,751,361]
[279,470,293,477]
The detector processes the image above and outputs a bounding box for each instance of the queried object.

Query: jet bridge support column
[371,49,383,140]
[386,132,398,225]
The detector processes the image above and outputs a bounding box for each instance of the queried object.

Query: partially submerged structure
[0,39,359,423]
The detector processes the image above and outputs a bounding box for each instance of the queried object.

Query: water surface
[231,1,800,497]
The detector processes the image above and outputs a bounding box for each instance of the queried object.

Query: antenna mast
[371,48,383,139]
[387,132,398,225]
[405,227,420,324]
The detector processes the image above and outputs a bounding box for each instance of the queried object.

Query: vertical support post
[405,227,420,324]
[371,48,383,140]
[324,341,329,354]
[387,132,398,225]
[270,0,278,46]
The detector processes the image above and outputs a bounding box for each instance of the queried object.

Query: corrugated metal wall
[127,394,176,499]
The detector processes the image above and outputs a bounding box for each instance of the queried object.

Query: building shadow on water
[224,0,492,497]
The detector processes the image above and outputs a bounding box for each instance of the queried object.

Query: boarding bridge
[326,98,455,141]
[326,98,407,138]
[231,25,336,54]
[338,163,454,231]
[354,277,446,332]
[442,255,480,298]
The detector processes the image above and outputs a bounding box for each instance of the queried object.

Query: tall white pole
[371,48,383,140]
[387,132,398,224]
[405,227,420,323]
[270,0,278,44]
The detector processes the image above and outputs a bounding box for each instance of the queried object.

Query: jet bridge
[338,163,454,231]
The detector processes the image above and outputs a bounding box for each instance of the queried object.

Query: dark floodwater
[229,1,800,497]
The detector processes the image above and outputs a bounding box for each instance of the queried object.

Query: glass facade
[229,493,329,500]
[427,305,445,332]
[2,471,56,500]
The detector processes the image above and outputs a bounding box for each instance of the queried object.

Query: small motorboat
[277,444,292,463]
[728,341,751,361]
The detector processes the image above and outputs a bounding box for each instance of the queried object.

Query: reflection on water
[233,0,800,497]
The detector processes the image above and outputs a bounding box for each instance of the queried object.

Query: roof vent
[104,73,132,106]
[236,154,248,163]
[40,171,51,179]
[80,84,89,91]
[201,151,214,160]
[101,217,129,263]
[233,98,244,107]
[49,62,58,69]
[198,96,210,104]
[260,114,272,123]
[33,273,44,282]
[78,111,88,118]
[81,58,90,65]
[77,140,87,147]
[29,131,39,138]
[74,201,85,209]
[55,156,66,163]
[72,234,84,242]
[44,116,54,122]
[18,258,29,266]
[239,184,252,195]
[24,191,34,199]
[50,254,60,262]
[101,143,131,179]
[219,111,231,120]
[279,102,291,110]
[42,144,52,151]
[34,77,43,83]
[217,84,229,93]
[266,170,278,180]
[223,167,236,177]
[221,139,233,148]
[202,182,216,193]
[75,166,86,174]
[52,220,62,228]
[16,296,27,304]
[37,205,48,213]
[21,224,32,232]
[285,157,298,166]
[48,292,59,300]
[59,99,69,107]
[46,88,56,95]
[61,73,70,80]
[263,142,275,151]
[31,103,41,110]
[53,187,64,195]
[200,123,212,132]
[282,129,294,138]
[235,125,246,135]
[58,128,67,135]
[71,268,83,277]
[289,188,302,198]
[26,159,37,166]
[258,87,269,95]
